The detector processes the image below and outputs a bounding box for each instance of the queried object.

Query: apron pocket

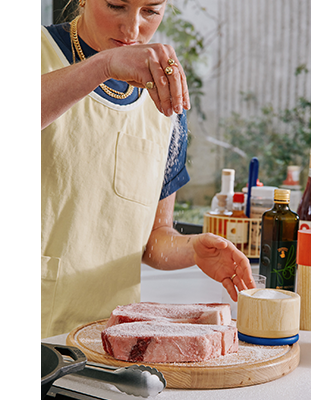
[41,255,61,338]
[114,133,163,206]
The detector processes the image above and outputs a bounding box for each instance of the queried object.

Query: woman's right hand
[101,42,190,116]
[42,41,190,129]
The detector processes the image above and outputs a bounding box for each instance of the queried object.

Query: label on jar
[299,220,311,230]
[250,206,267,249]
[227,220,248,244]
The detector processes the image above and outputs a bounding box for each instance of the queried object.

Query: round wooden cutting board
[66,319,300,389]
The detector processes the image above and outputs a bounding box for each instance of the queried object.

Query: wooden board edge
[66,320,300,389]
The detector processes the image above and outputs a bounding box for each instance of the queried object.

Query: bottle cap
[297,229,311,266]
[233,192,245,203]
[222,169,235,177]
[274,189,290,203]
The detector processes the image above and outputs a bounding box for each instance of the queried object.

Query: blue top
[45,23,190,200]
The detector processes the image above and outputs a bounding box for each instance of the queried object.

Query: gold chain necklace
[70,16,134,100]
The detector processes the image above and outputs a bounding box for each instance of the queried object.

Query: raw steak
[105,302,231,328]
[101,321,238,363]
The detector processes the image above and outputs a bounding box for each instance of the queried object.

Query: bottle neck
[233,202,244,211]
[273,202,290,211]
[221,175,234,194]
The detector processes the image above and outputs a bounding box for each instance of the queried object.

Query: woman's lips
[112,39,139,46]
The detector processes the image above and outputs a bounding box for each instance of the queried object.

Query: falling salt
[162,114,185,191]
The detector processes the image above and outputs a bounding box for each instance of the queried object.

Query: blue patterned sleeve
[159,110,190,200]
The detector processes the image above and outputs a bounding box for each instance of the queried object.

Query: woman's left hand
[193,233,256,301]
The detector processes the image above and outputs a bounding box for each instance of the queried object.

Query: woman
[41,0,255,338]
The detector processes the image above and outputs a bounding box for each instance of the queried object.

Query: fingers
[222,269,250,302]
[146,55,172,115]
[161,50,190,115]
[146,45,190,117]
[106,43,190,117]
[222,277,238,302]
[231,249,256,289]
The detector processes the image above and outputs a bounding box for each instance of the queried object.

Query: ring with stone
[145,81,155,90]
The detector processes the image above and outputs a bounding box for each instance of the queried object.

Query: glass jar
[250,186,278,250]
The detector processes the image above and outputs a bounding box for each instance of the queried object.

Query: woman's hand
[193,233,256,301]
[143,195,255,303]
[101,43,190,116]
[42,41,190,129]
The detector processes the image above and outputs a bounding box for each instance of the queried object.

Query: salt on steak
[105,302,231,328]
[101,321,238,363]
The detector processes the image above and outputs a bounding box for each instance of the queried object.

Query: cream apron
[41,27,174,338]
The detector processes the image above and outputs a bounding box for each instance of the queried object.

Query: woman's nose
[120,13,140,40]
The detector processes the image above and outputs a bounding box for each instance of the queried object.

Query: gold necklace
[70,16,134,100]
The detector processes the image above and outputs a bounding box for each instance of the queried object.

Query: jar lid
[274,189,290,203]
[297,229,311,266]
[233,192,245,203]
[251,186,278,199]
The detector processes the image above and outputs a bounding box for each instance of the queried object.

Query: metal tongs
[74,361,166,398]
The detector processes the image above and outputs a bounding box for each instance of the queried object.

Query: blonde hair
[56,0,82,23]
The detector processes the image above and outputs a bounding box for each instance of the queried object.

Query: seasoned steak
[106,302,231,328]
[102,321,238,363]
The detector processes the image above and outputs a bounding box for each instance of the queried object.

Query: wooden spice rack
[203,212,262,259]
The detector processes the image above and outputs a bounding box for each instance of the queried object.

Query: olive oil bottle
[259,189,299,291]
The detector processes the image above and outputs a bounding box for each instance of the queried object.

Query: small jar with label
[208,194,232,238]
[250,186,278,250]
[227,193,248,252]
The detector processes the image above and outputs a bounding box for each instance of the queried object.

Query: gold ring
[230,273,237,281]
[145,81,155,90]
[168,58,178,67]
[165,66,174,75]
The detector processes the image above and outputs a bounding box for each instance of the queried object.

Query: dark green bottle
[259,189,299,291]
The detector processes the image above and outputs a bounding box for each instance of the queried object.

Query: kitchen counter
[43,263,311,400]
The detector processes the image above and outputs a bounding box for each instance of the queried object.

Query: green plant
[220,94,311,191]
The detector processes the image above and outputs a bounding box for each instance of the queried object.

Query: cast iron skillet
[41,343,87,399]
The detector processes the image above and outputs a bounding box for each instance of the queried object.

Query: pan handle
[41,344,86,399]
[53,344,87,378]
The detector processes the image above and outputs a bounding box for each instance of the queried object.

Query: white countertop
[43,263,312,400]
